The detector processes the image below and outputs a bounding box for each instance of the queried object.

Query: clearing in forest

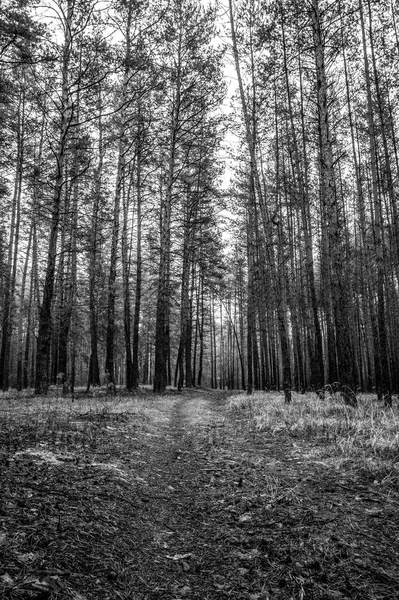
[1,389,399,600]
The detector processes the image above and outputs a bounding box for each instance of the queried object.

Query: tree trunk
[229,0,292,400]
[283,13,324,388]
[359,0,390,401]
[0,84,25,390]
[105,2,134,387]
[132,124,143,389]
[16,223,32,390]
[122,162,134,390]
[35,3,73,394]
[310,0,354,391]
[154,12,183,394]
[87,93,104,390]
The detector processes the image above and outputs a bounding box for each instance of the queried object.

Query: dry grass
[228,390,399,481]
[0,388,178,461]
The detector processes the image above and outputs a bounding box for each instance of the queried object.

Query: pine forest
[1,0,399,404]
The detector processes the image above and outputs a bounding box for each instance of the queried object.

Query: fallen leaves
[31,575,61,592]
[236,549,261,561]
[165,553,193,561]
[239,513,252,523]
[0,573,13,585]
[16,551,38,563]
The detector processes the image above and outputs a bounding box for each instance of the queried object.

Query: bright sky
[210,1,240,189]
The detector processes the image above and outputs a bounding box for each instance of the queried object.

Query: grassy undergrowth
[228,390,399,483]
[0,389,172,459]
[2,387,399,481]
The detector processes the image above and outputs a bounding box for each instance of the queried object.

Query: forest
[0,0,398,402]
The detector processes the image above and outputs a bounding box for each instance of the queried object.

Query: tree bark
[0,84,25,390]
[35,2,73,394]
[154,9,183,394]
[310,0,354,391]
[132,120,143,389]
[87,92,104,390]
[105,3,133,386]
[359,0,390,402]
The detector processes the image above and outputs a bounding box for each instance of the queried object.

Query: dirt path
[125,390,238,599]
[1,389,399,600]
[123,391,399,600]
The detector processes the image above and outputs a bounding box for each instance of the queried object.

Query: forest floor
[1,388,399,600]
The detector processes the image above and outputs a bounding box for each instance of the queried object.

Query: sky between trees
[0,0,398,404]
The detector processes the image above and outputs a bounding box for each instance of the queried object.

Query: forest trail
[124,389,240,598]
[108,390,399,600]
[1,389,399,600]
